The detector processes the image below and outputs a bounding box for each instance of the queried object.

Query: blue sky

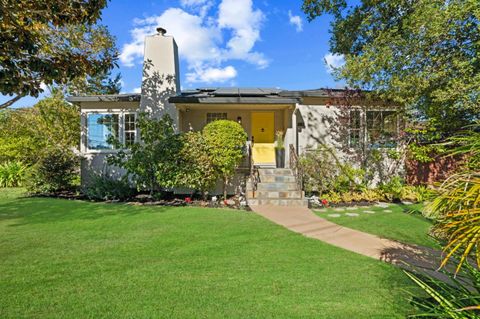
[2,0,345,108]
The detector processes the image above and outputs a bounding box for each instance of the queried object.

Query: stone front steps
[247,168,308,207]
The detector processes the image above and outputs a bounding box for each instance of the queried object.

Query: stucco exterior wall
[140,34,180,129]
[180,107,288,140]
[295,102,404,185]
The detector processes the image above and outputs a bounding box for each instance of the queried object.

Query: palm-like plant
[424,173,480,274]
[406,263,480,318]
[422,122,480,274]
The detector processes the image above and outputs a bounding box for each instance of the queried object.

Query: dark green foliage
[0,1,117,108]
[0,161,27,187]
[27,148,79,193]
[444,122,480,171]
[203,120,247,198]
[406,264,480,318]
[84,174,135,201]
[108,113,183,195]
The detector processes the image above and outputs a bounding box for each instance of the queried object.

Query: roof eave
[66,94,141,103]
[168,96,298,104]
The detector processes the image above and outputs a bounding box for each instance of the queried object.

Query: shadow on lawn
[0,197,169,226]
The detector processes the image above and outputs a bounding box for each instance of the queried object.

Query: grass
[0,188,420,318]
[315,203,439,249]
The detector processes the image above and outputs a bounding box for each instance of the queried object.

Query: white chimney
[140,27,181,128]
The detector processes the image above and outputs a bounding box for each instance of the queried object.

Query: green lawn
[315,203,439,249]
[0,188,419,318]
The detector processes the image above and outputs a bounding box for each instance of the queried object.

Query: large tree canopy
[302,0,480,138]
[0,0,117,108]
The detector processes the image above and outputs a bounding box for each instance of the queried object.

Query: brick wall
[405,155,464,185]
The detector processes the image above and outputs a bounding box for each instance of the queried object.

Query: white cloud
[180,0,209,6]
[133,87,142,93]
[288,11,303,32]
[186,65,237,83]
[218,0,268,67]
[120,0,268,83]
[324,53,345,73]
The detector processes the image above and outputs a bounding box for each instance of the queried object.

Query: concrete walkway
[252,205,451,281]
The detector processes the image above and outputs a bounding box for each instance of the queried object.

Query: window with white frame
[206,112,227,124]
[86,112,136,150]
[124,113,136,147]
[349,110,361,147]
[366,110,398,147]
[349,109,398,148]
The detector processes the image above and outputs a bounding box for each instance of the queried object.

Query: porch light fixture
[237,116,242,124]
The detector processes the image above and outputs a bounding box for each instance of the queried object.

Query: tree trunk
[223,176,228,200]
[0,95,22,109]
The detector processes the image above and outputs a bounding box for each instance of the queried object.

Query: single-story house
[68,28,401,207]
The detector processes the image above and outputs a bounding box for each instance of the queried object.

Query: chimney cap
[156,27,167,35]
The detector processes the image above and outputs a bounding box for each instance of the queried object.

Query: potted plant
[275,131,285,168]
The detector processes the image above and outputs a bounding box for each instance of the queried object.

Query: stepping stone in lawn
[327,214,341,218]
[362,210,376,214]
[345,213,359,217]
[333,208,345,212]
[383,209,393,213]
[376,202,390,208]
[346,206,358,211]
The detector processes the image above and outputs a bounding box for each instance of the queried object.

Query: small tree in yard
[203,120,247,199]
[108,113,182,196]
[27,147,79,193]
[177,131,217,199]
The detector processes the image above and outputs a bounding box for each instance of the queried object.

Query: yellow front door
[251,112,275,165]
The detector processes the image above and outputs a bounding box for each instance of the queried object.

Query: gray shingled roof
[67,88,361,104]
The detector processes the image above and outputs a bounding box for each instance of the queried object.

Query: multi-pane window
[206,112,227,124]
[349,110,361,147]
[366,110,398,147]
[87,114,120,150]
[86,113,136,150]
[349,110,398,148]
[124,113,136,147]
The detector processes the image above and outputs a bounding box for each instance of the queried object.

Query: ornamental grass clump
[0,161,27,187]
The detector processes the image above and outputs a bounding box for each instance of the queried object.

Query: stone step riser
[260,175,296,183]
[256,183,299,191]
[258,169,293,176]
[255,191,303,199]
[247,199,309,207]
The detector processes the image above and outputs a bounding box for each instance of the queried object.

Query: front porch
[176,103,297,167]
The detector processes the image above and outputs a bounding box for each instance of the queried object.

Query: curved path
[252,205,451,281]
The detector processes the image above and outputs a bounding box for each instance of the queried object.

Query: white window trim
[123,113,137,147]
[83,110,138,154]
[206,112,228,125]
[348,108,400,150]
